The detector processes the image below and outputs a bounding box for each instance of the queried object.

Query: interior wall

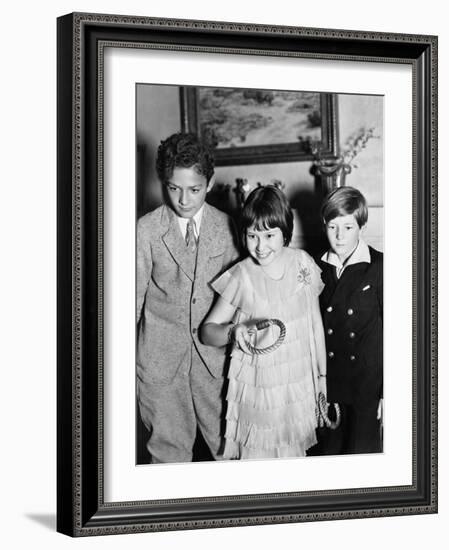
[136,85,384,253]
[136,84,181,218]
[338,94,384,251]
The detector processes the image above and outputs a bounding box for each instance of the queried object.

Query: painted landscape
[197,87,322,149]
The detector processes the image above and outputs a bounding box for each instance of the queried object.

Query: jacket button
[347,308,354,315]
[326,306,333,313]
[350,355,356,361]
[192,328,197,334]
[192,298,196,304]
[327,328,333,335]
[328,351,334,358]
[349,331,355,338]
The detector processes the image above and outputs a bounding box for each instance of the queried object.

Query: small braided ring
[318,392,341,430]
[245,319,286,355]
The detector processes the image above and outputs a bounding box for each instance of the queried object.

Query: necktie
[185,218,197,250]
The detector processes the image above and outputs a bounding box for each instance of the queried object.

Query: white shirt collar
[321,238,371,278]
[177,205,205,240]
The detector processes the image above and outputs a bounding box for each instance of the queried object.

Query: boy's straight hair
[156,132,215,185]
[241,185,294,246]
[321,186,369,228]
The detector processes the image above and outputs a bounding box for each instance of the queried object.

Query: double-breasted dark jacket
[317,246,383,406]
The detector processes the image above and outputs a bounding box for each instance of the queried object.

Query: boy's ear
[206,174,216,192]
[360,223,367,235]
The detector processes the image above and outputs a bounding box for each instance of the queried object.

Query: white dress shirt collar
[321,238,371,278]
[177,205,205,240]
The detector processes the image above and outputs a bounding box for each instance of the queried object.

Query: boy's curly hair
[156,132,215,184]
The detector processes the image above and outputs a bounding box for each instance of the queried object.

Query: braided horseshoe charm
[245,319,286,356]
[317,392,341,430]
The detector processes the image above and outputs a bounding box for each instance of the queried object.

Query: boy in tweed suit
[136,132,239,463]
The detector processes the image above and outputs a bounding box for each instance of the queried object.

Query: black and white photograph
[53,8,437,540]
[135,83,384,464]
[1,0,444,547]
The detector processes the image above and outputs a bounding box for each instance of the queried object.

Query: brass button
[347,308,354,315]
[350,355,356,361]
[327,306,333,313]
[328,351,334,358]
[349,332,355,338]
[327,328,333,335]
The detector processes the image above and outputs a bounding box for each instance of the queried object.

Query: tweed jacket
[317,246,383,405]
[136,203,239,384]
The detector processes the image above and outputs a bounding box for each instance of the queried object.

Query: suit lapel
[328,262,369,305]
[161,206,196,281]
[196,204,226,283]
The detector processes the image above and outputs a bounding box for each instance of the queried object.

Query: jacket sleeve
[136,218,152,323]
[377,252,383,399]
[377,254,383,318]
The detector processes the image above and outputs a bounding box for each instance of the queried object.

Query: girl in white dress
[201,186,327,459]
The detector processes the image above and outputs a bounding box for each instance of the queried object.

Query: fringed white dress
[212,247,324,460]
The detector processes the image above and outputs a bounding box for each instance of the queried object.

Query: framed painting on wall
[180,85,338,165]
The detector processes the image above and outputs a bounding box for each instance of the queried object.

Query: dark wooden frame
[180,86,338,165]
[57,12,438,537]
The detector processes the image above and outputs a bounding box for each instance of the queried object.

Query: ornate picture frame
[57,12,437,536]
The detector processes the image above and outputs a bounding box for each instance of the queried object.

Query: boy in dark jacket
[315,186,383,454]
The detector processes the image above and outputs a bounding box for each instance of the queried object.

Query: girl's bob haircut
[241,185,294,246]
[321,186,368,228]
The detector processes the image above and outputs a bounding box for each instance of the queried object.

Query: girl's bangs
[250,215,279,232]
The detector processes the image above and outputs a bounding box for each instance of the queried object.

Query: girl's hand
[231,323,256,355]
[318,375,327,402]
[316,380,327,428]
